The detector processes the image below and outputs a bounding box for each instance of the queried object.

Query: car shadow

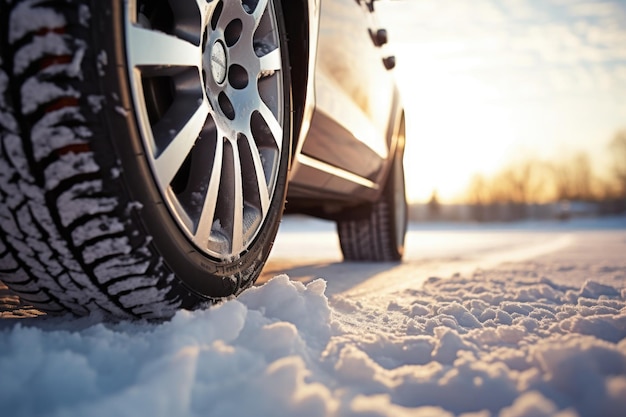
[260,260,405,296]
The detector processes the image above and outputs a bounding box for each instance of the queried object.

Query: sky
[377,0,626,203]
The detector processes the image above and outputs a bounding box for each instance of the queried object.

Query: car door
[301,0,396,189]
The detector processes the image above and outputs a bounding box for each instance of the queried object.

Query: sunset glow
[378,0,626,202]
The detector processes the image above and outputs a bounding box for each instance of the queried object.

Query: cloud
[381,0,626,100]
[569,1,626,18]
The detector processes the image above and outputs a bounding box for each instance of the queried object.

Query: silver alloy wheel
[125,0,285,260]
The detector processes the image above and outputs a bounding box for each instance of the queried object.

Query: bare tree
[572,153,594,200]
[493,159,548,204]
[427,190,441,219]
[610,129,626,198]
[466,174,490,221]
[552,160,575,201]
[551,153,595,201]
[467,174,490,205]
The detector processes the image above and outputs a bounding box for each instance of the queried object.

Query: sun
[396,60,519,203]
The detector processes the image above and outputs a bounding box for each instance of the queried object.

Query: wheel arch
[280,0,313,160]
[387,88,407,181]
[394,107,407,159]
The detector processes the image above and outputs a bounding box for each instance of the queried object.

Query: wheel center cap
[211,41,227,84]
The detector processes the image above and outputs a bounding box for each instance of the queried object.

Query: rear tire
[337,122,407,262]
[0,0,292,318]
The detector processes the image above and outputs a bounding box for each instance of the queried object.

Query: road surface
[263,216,625,296]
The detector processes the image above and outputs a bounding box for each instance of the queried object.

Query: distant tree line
[462,129,626,222]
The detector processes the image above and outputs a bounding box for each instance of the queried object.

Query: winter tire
[0,0,292,318]
[337,116,407,262]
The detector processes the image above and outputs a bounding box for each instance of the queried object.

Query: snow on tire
[0,0,185,318]
[0,0,292,318]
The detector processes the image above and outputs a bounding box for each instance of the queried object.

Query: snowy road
[264,218,576,301]
[1,217,626,417]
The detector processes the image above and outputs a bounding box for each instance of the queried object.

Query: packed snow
[1,219,626,417]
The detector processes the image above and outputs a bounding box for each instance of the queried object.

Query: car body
[0,0,406,318]
[286,0,404,215]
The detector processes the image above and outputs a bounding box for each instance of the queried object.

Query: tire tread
[0,0,189,318]
[336,140,406,262]
[337,199,399,262]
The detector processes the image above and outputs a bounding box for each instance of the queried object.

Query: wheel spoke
[217,0,245,30]
[258,48,281,73]
[251,0,269,30]
[195,136,224,243]
[258,101,283,150]
[230,143,245,254]
[195,0,212,25]
[245,136,271,214]
[127,25,200,68]
[153,101,210,189]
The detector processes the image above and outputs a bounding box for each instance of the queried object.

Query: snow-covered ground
[1,217,626,417]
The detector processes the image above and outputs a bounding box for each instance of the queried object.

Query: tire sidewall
[386,128,407,259]
[391,146,407,256]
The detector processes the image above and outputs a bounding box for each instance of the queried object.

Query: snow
[13,33,70,76]
[9,2,66,44]
[1,220,626,417]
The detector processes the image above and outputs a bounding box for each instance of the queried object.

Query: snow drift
[1,268,625,417]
